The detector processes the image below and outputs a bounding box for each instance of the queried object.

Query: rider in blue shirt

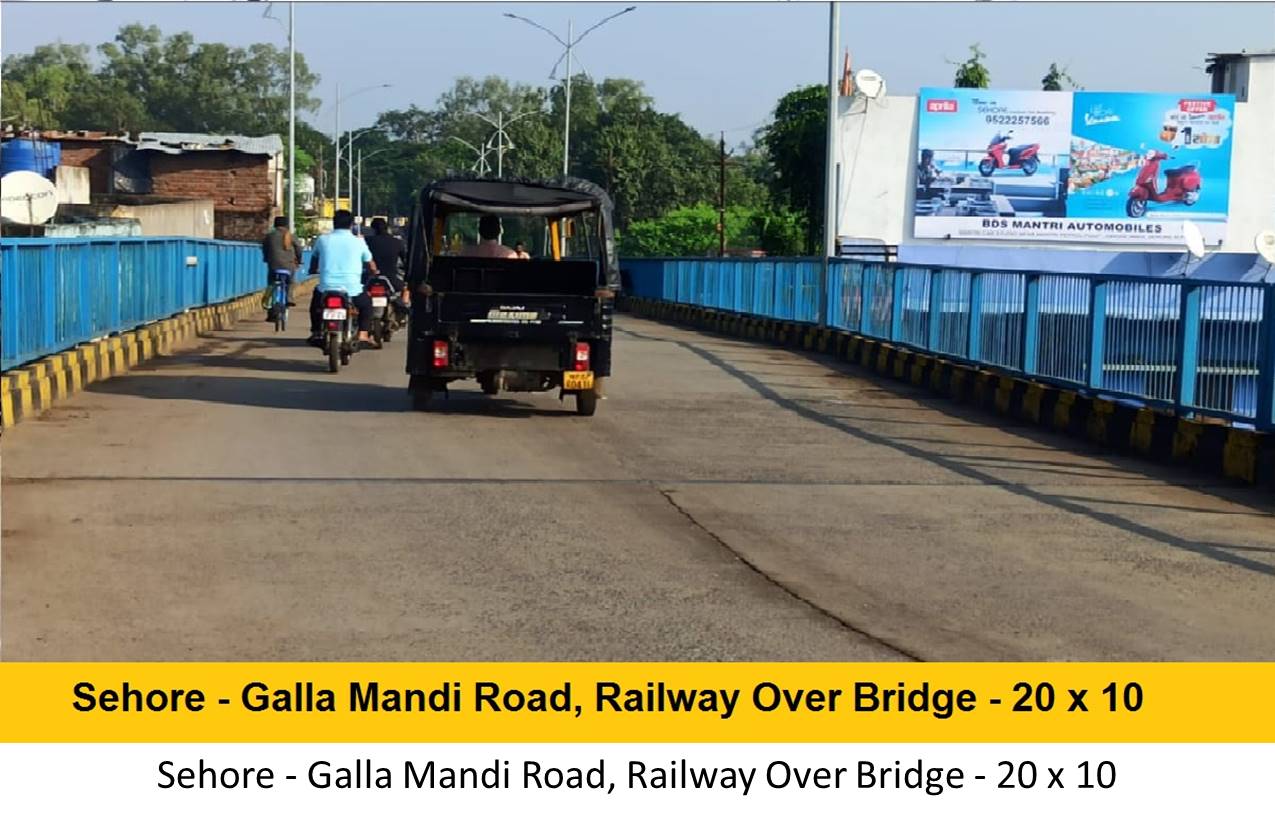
[308,210,380,346]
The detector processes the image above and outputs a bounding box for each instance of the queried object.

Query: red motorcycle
[978,130,1040,177]
[1125,150,1201,218]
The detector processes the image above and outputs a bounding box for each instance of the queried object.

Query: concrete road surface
[3,314,1274,661]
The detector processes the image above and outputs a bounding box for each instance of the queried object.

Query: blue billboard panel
[914,87,1236,245]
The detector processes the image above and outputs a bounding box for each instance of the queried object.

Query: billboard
[914,87,1236,245]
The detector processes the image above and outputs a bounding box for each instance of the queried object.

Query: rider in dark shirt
[363,217,409,318]
[363,218,405,291]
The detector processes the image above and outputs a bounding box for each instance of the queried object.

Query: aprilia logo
[1178,99,1217,114]
[927,99,958,113]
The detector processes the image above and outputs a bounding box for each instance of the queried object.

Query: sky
[3,1,1273,142]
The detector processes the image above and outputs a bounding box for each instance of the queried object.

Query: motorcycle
[1125,150,1201,218]
[365,275,405,349]
[319,290,359,373]
[979,130,1041,177]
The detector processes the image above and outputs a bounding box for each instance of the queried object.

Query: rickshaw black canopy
[408,175,620,291]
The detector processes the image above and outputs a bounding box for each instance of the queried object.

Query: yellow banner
[0,663,1268,744]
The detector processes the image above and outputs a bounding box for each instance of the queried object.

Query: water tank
[0,138,62,178]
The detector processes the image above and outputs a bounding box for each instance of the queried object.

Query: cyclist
[307,210,379,348]
[261,215,301,315]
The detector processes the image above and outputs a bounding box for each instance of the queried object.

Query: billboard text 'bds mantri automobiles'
[914,87,1235,245]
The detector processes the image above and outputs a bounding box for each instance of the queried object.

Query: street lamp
[449,136,495,176]
[504,6,635,177]
[332,82,392,205]
[262,2,296,236]
[356,146,392,218]
[466,110,540,178]
[346,126,383,212]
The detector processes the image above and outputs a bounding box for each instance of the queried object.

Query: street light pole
[330,83,392,212]
[334,82,341,206]
[562,18,572,177]
[288,1,295,236]
[356,146,392,218]
[467,110,539,178]
[504,7,635,179]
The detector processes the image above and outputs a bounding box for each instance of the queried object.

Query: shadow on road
[89,372,577,418]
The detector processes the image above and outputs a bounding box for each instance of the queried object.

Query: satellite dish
[1255,230,1275,265]
[0,171,58,225]
[1183,220,1206,260]
[854,69,886,100]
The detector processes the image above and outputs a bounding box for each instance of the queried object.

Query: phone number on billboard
[984,115,1052,126]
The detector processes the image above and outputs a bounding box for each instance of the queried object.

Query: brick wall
[149,152,276,241]
[58,141,117,194]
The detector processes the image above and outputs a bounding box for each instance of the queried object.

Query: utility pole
[348,129,354,218]
[287,2,295,237]
[719,132,727,258]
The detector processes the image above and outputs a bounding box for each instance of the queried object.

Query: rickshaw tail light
[574,342,590,371]
[432,341,449,369]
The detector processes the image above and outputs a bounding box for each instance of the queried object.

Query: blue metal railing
[622,257,1275,430]
[2,236,312,371]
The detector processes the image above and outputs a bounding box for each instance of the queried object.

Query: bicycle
[269,271,290,333]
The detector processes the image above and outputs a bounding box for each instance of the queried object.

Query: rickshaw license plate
[563,371,594,390]
[322,309,347,320]
[371,297,388,308]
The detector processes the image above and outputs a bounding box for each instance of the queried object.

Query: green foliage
[618,203,805,258]
[1041,62,1080,91]
[951,43,991,89]
[758,84,827,254]
[2,24,320,134]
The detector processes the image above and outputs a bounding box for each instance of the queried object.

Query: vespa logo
[1083,105,1119,126]
[926,99,958,113]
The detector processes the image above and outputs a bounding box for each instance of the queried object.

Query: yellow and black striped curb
[621,296,1275,488]
[1,280,317,431]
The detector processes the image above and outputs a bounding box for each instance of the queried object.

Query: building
[5,130,285,241]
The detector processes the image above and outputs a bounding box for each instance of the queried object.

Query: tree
[757,84,827,254]
[3,25,321,134]
[1041,62,1080,91]
[951,44,990,89]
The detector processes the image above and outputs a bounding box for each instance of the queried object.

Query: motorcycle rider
[363,216,411,320]
[307,209,379,348]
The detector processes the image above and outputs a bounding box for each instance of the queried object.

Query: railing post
[967,270,984,361]
[1174,283,1201,410]
[1022,273,1040,375]
[859,265,873,333]
[1087,279,1107,390]
[1255,284,1275,427]
[889,265,906,342]
[927,268,943,351]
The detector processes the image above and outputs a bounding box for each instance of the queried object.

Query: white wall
[107,199,216,238]
[836,79,1274,254]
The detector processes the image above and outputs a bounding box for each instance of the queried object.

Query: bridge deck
[3,314,1273,660]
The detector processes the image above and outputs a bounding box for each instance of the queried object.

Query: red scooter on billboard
[1125,150,1201,218]
[978,130,1040,177]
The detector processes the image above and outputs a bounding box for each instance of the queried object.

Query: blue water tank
[0,138,61,178]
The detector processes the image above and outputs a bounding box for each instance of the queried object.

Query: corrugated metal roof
[135,132,283,156]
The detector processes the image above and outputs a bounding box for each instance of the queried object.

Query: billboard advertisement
[914,87,1235,245]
